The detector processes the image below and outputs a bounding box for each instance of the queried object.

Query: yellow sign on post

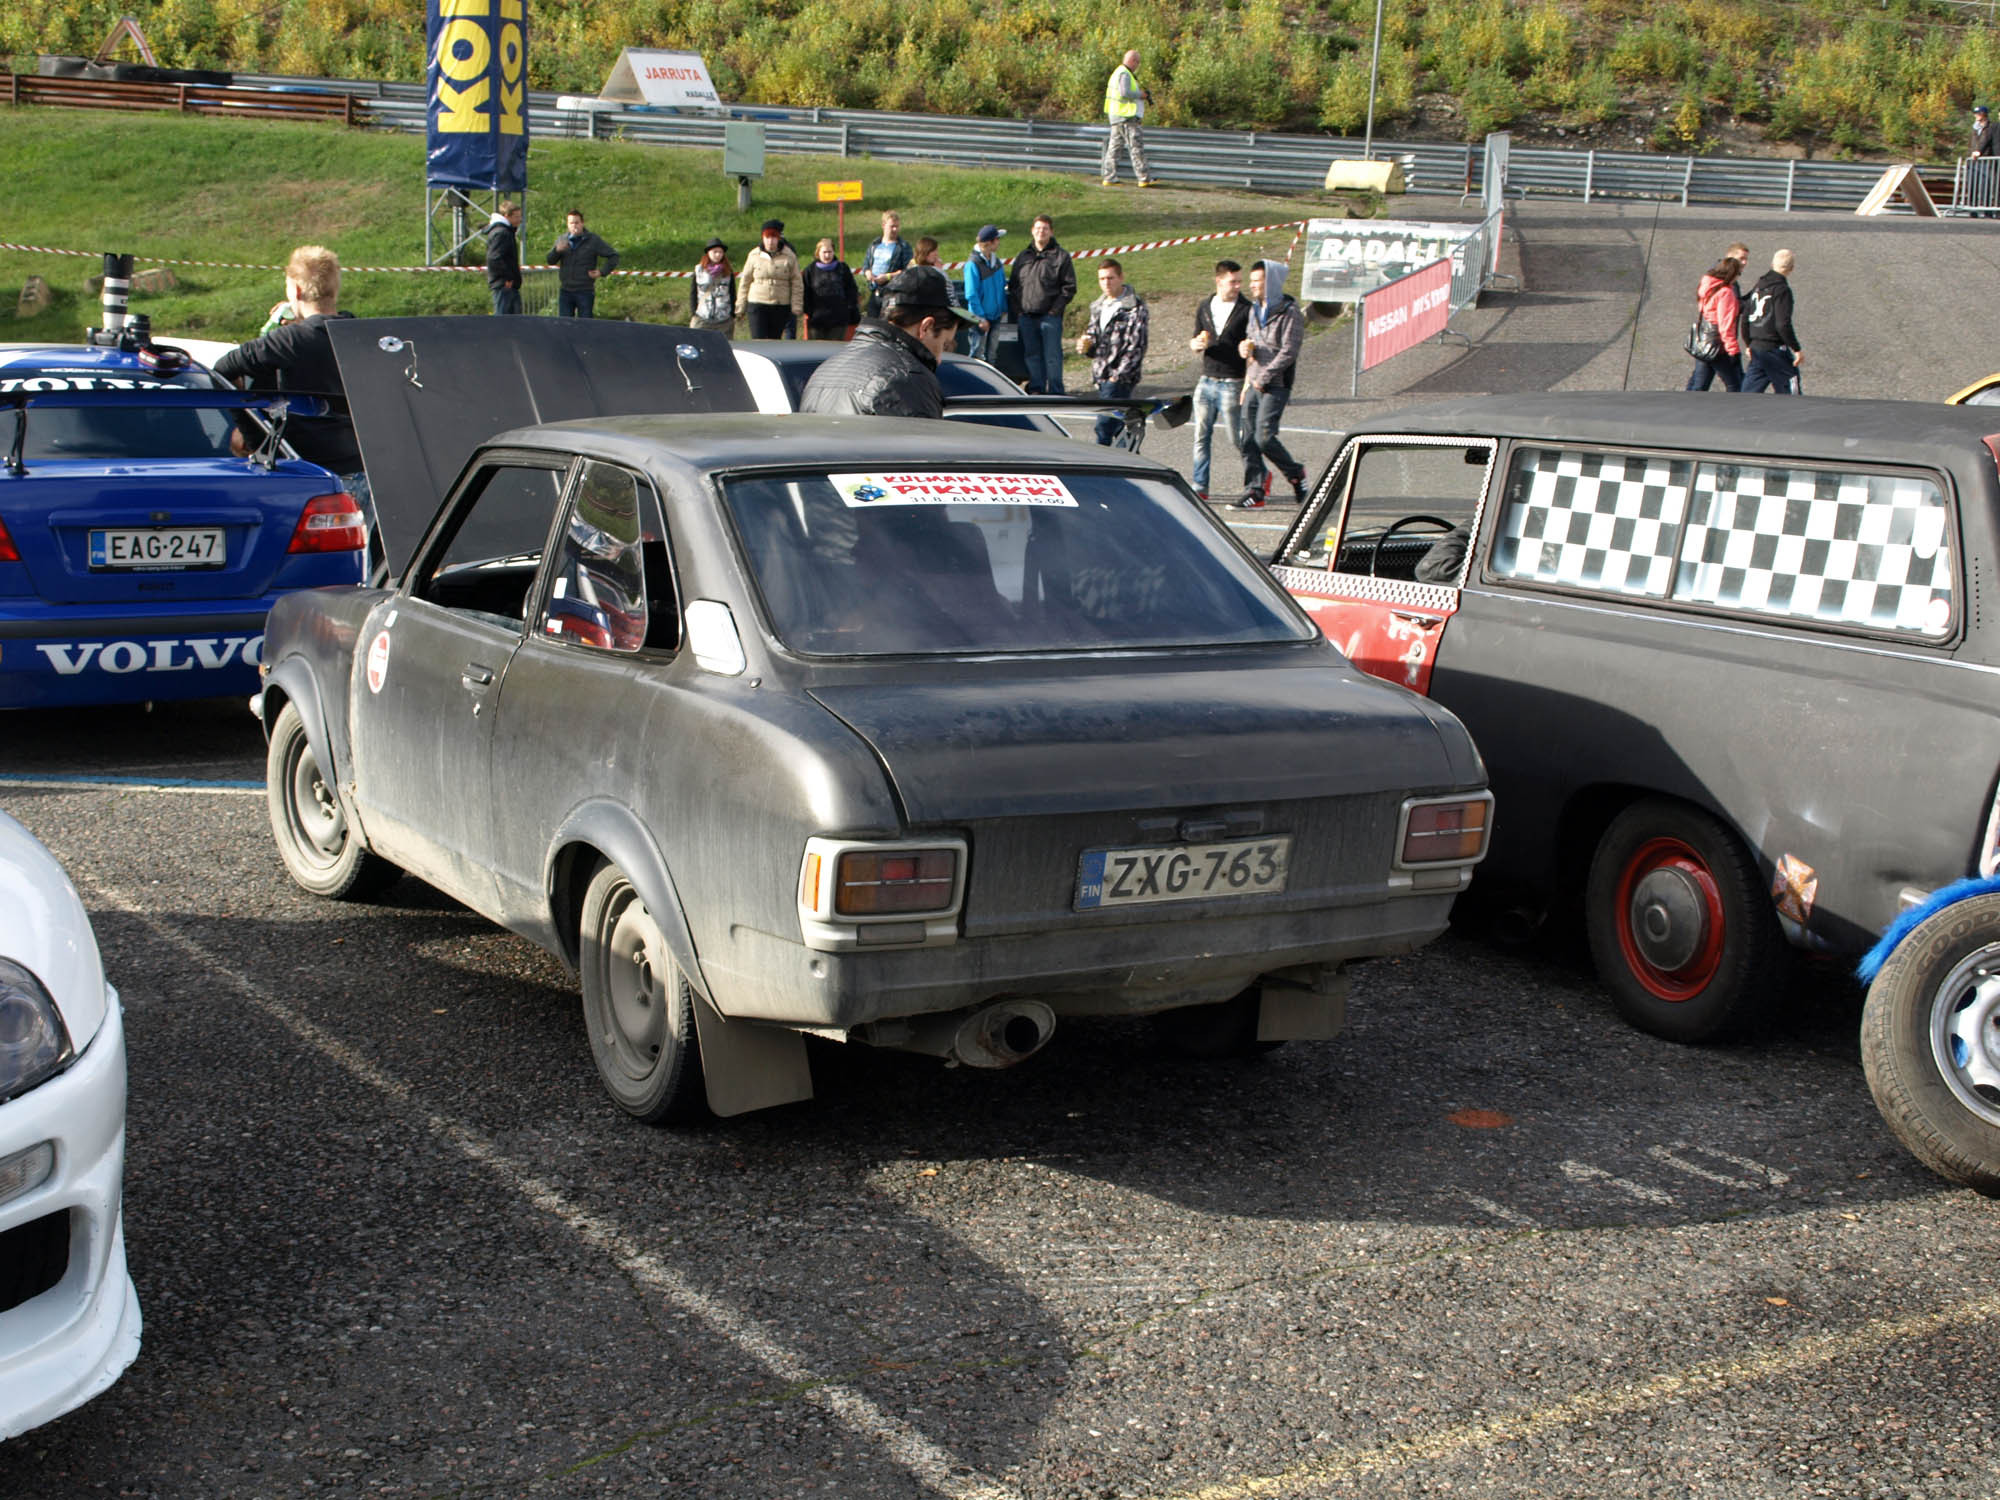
[817,181,864,259]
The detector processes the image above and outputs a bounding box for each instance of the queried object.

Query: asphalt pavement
[6,195,2000,1497]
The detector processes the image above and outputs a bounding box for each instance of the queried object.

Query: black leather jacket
[798,320,943,418]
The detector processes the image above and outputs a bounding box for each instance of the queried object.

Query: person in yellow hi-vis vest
[1101,50,1157,188]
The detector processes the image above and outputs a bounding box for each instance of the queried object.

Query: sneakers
[1101,177,1117,187]
[1231,492,1267,510]
[1291,474,1310,504]
[1195,488,1209,502]
[1138,178,1160,188]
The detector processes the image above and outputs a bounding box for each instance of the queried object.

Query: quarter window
[540,461,674,654]
[1491,447,1956,639]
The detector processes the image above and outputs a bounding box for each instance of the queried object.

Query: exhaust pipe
[952,1000,1055,1069]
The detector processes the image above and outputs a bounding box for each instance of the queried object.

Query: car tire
[579,863,706,1125]
[266,701,399,900]
[1585,798,1781,1042]
[1152,989,1282,1059]
[1860,896,2000,1196]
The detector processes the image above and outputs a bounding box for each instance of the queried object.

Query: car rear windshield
[721,468,1314,655]
[10,372,235,461]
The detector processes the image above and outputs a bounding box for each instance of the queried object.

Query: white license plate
[88,527,225,570]
[1075,836,1292,910]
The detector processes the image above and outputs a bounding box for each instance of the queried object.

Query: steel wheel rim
[1929,945,2000,1130]
[1614,836,1727,1001]
[285,735,346,866]
[598,885,671,1083]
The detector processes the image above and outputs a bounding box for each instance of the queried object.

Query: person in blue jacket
[963,225,1009,364]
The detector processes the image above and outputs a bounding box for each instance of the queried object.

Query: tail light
[287,492,366,554]
[1396,792,1494,867]
[0,515,17,563]
[798,835,968,952]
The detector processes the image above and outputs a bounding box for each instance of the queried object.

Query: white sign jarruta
[1300,219,1481,303]
[599,49,721,109]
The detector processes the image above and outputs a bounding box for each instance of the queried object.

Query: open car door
[1268,438,1493,694]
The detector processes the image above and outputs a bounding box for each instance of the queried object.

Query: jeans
[1242,383,1305,493]
[1686,352,1741,391]
[1019,312,1065,394]
[558,287,595,318]
[1094,379,1134,446]
[966,324,998,363]
[1743,347,1798,394]
[746,303,790,339]
[1190,376,1243,494]
[491,284,521,315]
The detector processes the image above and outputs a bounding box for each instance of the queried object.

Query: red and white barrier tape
[0,217,1310,281]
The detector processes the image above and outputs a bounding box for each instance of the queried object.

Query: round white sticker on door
[365,630,392,694]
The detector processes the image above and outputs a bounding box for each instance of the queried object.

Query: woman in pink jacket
[1685,257,1744,392]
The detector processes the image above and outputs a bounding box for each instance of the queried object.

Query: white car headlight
[0,958,74,1103]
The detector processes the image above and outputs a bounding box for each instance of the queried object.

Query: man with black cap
[1975,104,1996,159]
[963,225,1009,364]
[799,265,976,418]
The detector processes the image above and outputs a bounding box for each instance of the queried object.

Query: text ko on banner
[427,0,528,192]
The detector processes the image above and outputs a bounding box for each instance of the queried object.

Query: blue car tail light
[286,492,367,555]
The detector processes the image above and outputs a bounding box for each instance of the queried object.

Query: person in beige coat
[740,219,804,339]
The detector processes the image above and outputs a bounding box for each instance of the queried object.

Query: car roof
[0,342,198,378]
[1346,393,2000,471]
[492,411,1176,477]
[734,339,1014,383]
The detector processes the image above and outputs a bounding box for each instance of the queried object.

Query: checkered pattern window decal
[1491,447,1956,639]
[1491,448,1691,598]
[1676,465,1954,638]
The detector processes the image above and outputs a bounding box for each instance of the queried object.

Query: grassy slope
[0,107,1323,354]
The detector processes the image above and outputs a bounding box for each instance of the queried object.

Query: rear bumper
[0,990,140,1441]
[703,888,1460,1029]
[0,605,275,708]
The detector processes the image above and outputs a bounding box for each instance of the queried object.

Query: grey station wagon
[253,323,1491,1122]
[1271,394,2000,1056]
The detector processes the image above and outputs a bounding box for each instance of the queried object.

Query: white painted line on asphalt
[1154,1288,2000,1498]
[87,879,1019,1500]
[1460,1194,1539,1229]
[1560,1159,1676,1205]
[1648,1142,1791,1189]
[0,774,262,796]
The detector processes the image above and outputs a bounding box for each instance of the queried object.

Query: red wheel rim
[1613,836,1727,1002]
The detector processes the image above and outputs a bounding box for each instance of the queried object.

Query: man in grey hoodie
[1232,260,1308,509]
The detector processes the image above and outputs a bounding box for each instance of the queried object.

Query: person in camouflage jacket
[1077,259,1149,445]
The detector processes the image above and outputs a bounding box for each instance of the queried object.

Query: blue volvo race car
[0,341,366,710]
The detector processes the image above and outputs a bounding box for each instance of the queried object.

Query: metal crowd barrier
[1950,156,2000,216]
[225,71,1949,215]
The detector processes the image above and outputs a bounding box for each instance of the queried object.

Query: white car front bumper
[0,987,140,1441]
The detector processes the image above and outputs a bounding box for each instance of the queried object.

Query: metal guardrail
[198,72,1962,214]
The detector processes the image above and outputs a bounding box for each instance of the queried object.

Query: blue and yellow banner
[426,0,528,191]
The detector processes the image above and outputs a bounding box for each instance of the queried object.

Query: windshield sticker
[829,472,1078,509]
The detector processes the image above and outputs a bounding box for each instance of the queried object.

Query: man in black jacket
[547,208,619,318]
[485,200,522,315]
[213,244,374,565]
[1187,259,1251,501]
[1741,249,1803,396]
[1008,215,1077,395]
[800,266,975,418]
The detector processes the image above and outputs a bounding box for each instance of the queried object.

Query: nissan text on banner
[1360,259,1453,372]
[427,0,528,191]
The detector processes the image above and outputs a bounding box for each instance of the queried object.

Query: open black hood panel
[329,319,755,575]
